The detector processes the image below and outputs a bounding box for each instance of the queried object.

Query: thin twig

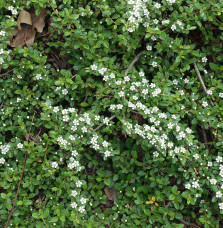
[0,66,19,77]
[194,63,214,107]
[201,127,209,151]
[93,115,117,132]
[178,218,200,228]
[118,154,153,168]
[4,114,35,228]
[41,218,49,227]
[124,51,143,76]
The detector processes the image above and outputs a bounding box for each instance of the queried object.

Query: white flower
[192,181,199,188]
[132,96,138,100]
[200,199,205,204]
[151,35,156,41]
[8,6,14,11]
[104,150,111,157]
[207,90,212,95]
[62,89,68,95]
[151,61,157,67]
[63,115,69,122]
[186,127,192,134]
[167,122,174,129]
[0,30,6,36]
[52,162,58,169]
[78,206,85,213]
[162,19,170,25]
[219,92,223,98]
[171,24,176,31]
[216,156,222,163]
[98,67,107,75]
[202,101,208,107]
[153,151,159,157]
[210,179,217,185]
[128,16,136,23]
[167,0,176,3]
[142,89,148,95]
[139,72,144,77]
[17,143,23,149]
[207,161,212,167]
[53,107,59,113]
[72,150,78,156]
[154,3,161,8]
[76,180,82,187]
[216,191,222,198]
[118,91,125,97]
[180,90,184,96]
[173,79,178,85]
[219,203,223,210]
[153,19,159,24]
[80,197,87,204]
[184,78,189,83]
[110,73,115,78]
[102,141,109,147]
[71,190,77,197]
[147,45,152,51]
[91,64,97,70]
[0,158,5,164]
[71,202,77,208]
[185,183,191,189]
[124,76,130,81]
[202,57,207,63]
[81,126,87,133]
[0,49,4,54]
[110,104,116,110]
[36,74,42,80]
[193,154,199,160]
[12,9,18,15]
[103,75,109,81]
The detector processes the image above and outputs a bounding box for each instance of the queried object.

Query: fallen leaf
[9,25,36,47]
[17,10,32,30]
[31,8,48,33]
[7,8,47,48]
[104,186,118,201]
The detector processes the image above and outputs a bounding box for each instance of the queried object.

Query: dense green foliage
[0,0,223,227]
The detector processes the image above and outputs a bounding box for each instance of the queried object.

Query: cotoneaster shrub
[0,0,223,227]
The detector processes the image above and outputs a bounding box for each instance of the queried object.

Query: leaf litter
[7,8,47,47]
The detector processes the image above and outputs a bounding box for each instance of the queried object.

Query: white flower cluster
[126,0,183,33]
[70,180,87,213]
[185,180,200,189]
[90,134,113,158]
[57,136,69,148]
[0,144,10,154]
[8,5,18,15]
[68,156,82,172]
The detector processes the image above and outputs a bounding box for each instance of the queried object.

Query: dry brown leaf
[9,25,36,47]
[17,10,32,30]
[31,8,48,33]
[7,8,47,48]
[104,186,118,201]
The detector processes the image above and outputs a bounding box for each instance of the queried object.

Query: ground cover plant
[0,0,223,227]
